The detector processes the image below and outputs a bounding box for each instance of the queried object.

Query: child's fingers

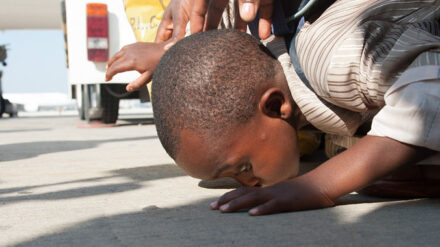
[213,186,257,209]
[219,191,269,213]
[107,50,122,69]
[105,58,132,82]
[126,71,153,92]
[249,199,284,216]
[106,51,125,81]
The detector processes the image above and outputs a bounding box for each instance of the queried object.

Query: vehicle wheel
[82,84,91,121]
[83,84,102,121]
[77,85,85,120]
[100,84,120,124]
[0,97,4,118]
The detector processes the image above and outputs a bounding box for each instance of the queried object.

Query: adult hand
[106,0,276,91]
[155,0,194,44]
[190,0,274,39]
[105,42,165,92]
[106,0,194,92]
[210,178,335,216]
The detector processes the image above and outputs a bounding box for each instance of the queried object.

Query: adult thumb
[239,0,260,22]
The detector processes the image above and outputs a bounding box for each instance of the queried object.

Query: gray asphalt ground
[1,113,440,247]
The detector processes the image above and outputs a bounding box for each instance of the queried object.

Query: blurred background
[0,0,154,120]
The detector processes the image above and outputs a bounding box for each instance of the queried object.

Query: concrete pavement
[1,114,439,246]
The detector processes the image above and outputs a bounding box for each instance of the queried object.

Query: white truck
[63,0,154,123]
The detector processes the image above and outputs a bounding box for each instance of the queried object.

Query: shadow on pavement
[0,164,184,205]
[114,163,185,182]
[0,183,141,204]
[116,117,155,127]
[0,136,157,162]
[335,193,403,206]
[13,197,440,246]
[0,128,52,134]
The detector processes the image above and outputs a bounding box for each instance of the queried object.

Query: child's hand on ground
[210,178,335,216]
[211,136,434,216]
[105,42,166,92]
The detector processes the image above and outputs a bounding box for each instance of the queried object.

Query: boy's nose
[234,175,260,187]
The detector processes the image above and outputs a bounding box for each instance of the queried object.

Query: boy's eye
[238,163,252,174]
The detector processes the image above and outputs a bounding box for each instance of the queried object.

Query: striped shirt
[265,0,440,151]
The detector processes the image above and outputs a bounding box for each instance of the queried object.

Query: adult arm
[212,135,433,215]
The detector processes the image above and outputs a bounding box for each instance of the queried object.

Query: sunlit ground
[0,114,439,246]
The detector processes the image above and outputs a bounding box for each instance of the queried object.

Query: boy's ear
[259,88,292,119]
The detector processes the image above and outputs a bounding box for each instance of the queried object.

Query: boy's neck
[291,103,308,130]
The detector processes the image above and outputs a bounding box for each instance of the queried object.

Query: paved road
[1,114,439,246]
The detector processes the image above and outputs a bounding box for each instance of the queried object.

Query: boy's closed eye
[213,162,258,186]
[212,161,252,178]
[235,162,253,176]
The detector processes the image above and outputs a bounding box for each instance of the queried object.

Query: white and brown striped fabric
[266,0,440,139]
[264,35,365,135]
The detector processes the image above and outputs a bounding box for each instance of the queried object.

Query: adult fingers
[234,17,248,32]
[233,1,248,32]
[219,191,270,213]
[126,71,153,92]
[211,186,258,209]
[238,0,259,22]
[155,7,174,43]
[204,0,229,31]
[257,0,273,39]
[171,7,191,42]
[190,0,209,34]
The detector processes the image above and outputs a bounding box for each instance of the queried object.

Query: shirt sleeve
[368,78,440,152]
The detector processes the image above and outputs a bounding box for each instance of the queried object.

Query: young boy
[152,1,440,215]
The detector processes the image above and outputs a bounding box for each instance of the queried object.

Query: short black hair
[152,29,278,159]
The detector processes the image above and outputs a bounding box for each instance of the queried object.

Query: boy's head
[152,29,300,186]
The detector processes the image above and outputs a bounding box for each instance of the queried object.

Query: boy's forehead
[175,129,227,179]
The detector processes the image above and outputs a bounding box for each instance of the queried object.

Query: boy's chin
[262,175,298,187]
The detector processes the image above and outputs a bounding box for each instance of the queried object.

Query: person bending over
[151,29,440,216]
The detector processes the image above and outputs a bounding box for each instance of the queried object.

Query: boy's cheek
[253,151,299,186]
[259,164,299,186]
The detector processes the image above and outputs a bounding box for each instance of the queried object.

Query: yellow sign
[124,0,170,42]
